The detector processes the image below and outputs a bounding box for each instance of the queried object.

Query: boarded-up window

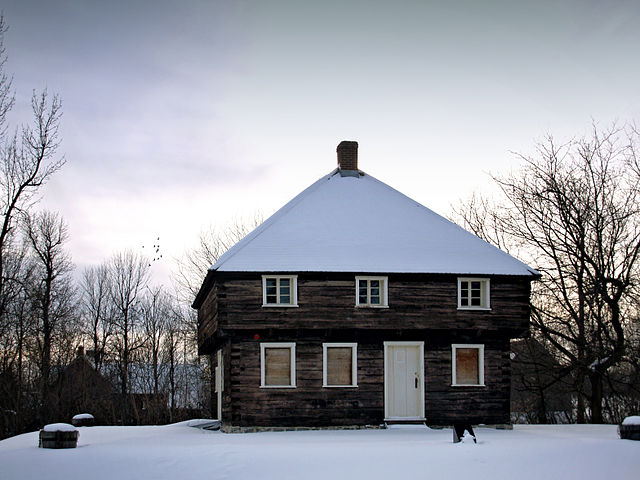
[324,344,357,387]
[456,348,479,384]
[452,344,484,386]
[326,347,353,386]
[264,347,292,386]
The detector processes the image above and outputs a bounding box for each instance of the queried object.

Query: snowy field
[1,422,638,480]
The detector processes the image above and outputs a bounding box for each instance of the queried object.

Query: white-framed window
[260,343,296,388]
[451,344,485,386]
[262,275,298,307]
[457,278,490,310]
[355,276,388,307]
[323,343,358,387]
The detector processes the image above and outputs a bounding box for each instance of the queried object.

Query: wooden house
[193,141,539,429]
[50,347,118,425]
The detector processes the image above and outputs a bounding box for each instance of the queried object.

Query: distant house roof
[212,168,538,277]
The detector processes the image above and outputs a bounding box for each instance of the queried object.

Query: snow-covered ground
[1,423,638,480]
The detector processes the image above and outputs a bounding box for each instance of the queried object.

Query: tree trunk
[121,311,129,397]
[40,272,53,423]
[576,370,586,424]
[536,387,548,423]
[589,371,604,424]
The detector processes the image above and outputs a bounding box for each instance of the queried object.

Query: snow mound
[183,419,221,430]
[72,413,94,421]
[622,416,640,425]
[43,423,77,432]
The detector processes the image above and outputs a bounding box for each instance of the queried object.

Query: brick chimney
[337,141,358,171]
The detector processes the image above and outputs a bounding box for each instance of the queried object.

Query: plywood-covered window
[323,343,358,387]
[452,344,485,386]
[457,278,490,309]
[262,275,298,307]
[355,276,388,307]
[260,343,296,388]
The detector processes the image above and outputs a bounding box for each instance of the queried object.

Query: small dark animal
[453,423,477,443]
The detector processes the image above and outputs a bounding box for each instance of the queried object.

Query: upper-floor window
[262,275,298,307]
[356,276,388,307]
[457,278,490,310]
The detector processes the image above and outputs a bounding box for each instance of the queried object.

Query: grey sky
[3,0,639,284]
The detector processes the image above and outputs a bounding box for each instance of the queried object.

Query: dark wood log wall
[226,336,383,427]
[197,272,533,427]
[425,337,511,425]
[198,282,218,354]
[217,332,510,427]
[198,273,532,348]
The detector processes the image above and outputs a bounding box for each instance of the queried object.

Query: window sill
[322,384,358,388]
[457,307,491,311]
[355,305,389,309]
[262,304,299,308]
[260,385,297,389]
[451,383,486,387]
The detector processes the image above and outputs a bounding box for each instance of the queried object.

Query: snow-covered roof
[213,169,538,276]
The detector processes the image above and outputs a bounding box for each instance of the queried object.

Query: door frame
[215,349,223,421]
[384,341,425,421]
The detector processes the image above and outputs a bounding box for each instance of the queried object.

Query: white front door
[384,342,424,420]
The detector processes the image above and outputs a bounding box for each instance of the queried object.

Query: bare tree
[108,251,149,397]
[455,123,640,423]
[162,304,184,419]
[139,285,171,397]
[24,210,75,421]
[0,17,64,324]
[174,214,263,302]
[80,263,113,372]
[0,18,67,434]
[0,239,36,435]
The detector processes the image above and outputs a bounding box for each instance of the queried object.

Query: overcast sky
[2,0,639,286]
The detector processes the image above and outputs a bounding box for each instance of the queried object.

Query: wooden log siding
[227,338,384,427]
[197,272,531,426]
[425,338,511,425]
[198,273,531,345]
[197,282,219,354]
[219,333,511,427]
